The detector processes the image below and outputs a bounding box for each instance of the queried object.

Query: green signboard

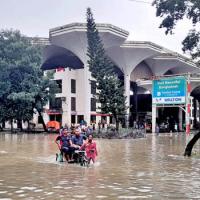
[152,77,186,104]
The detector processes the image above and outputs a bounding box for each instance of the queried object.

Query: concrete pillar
[43,113,49,124]
[152,105,156,133]
[198,100,200,127]
[62,100,70,127]
[42,104,49,125]
[124,74,130,127]
[193,98,197,128]
[84,63,91,125]
[197,100,200,124]
[179,108,183,131]
[190,96,194,129]
[62,69,71,127]
[124,74,130,113]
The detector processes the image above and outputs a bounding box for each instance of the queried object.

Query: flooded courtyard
[0,133,200,199]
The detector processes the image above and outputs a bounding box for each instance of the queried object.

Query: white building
[32,23,200,132]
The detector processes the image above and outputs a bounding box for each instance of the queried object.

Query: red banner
[91,113,111,116]
[187,83,191,93]
[56,67,65,72]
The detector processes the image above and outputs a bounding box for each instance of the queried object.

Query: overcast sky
[0,0,192,55]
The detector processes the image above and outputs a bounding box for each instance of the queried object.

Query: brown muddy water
[0,133,200,200]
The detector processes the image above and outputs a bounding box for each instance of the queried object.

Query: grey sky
[0,0,192,55]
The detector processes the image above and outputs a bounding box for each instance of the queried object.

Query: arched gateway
[32,23,200,132]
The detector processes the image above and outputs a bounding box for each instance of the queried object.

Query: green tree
[153,0,200,156]
[0,30,56,132]
[86,8,127,130]
[153,0,200,60]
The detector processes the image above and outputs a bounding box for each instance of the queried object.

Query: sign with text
[152,77,186,104]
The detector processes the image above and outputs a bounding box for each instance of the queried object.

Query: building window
[56,114,62,124]
[49,115,55,121]
[77,115,84,124]
[49,97,62,110]
[101,116,107,124]
[91,80,96,95]
[71,79,76,93]
[49,114,62,124]
[71,115,76,124]
[109,116,113,124]
[55,79,62,93]
[90,115,96,123]
[71,97,76,111]
[91,98,96,111]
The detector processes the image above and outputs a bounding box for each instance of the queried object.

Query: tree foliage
[153,0,200,60]
[0,30,56,131]
[86,8,127,129]
[153,0,200,156]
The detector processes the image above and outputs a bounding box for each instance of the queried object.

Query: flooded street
[0,133,200,199]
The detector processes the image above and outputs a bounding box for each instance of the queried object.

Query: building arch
[164,70,173,75]
[41,45,84,70]
[130,61,153,82]
[162,65,195,76]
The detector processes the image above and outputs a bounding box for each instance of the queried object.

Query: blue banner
[152,77,186,104]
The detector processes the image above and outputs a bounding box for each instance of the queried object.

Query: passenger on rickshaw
[80,134,98,164]
[71,127,87,162]
[71,127,87,149]
[59,126,64,136]
[55,128,73,162]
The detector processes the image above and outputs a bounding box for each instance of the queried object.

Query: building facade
[31,23,200,131]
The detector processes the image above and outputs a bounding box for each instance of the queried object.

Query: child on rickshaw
[80,134,98,164]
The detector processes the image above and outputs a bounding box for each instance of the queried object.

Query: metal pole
[186,73,191,135]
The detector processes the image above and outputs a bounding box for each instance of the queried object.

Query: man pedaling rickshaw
[55,128,73,162]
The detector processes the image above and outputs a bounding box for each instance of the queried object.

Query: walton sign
[152,77,186,104]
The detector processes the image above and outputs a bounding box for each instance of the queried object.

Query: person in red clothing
[80,134,98,164]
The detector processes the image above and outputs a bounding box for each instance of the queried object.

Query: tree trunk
[184,132,200,156]
[115,115,119,131]
[116,121,119,131]
[38,110,47,132]
[10,119,13,133]
[0,124,3,131]
[18,120,23,132]
[2,120,5,129]
[27,120,30,132]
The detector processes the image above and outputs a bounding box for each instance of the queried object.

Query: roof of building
[49,22,129,39]
[35,22,199,75]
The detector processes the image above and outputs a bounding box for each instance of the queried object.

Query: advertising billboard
[152,77,186,104]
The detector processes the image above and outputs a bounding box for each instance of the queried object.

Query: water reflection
[0,133,200,199]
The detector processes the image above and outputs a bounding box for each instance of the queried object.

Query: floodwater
[0,133,200,200]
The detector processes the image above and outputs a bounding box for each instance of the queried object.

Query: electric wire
[128,0,152,4]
